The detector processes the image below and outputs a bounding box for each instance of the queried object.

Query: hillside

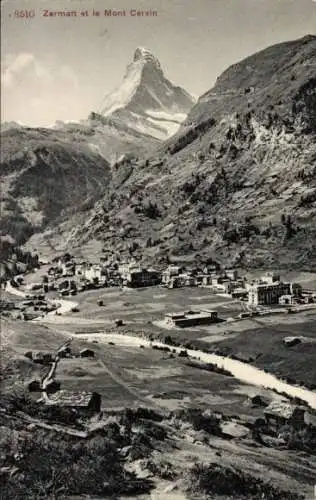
[0,127,112,249]
[33,34,315,269]
[52,116,159,163]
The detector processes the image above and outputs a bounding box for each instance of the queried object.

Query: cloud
[1,52,81,126]
[1,52,79,92]
[1,53,35,89]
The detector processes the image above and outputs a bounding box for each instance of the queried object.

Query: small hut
[44,391,101,415]
[80,348,95,358]
[264,402,306,429]
[58,346,72,358]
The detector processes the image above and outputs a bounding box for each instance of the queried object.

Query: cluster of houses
[41,255,315,311]
[47,257,242,292]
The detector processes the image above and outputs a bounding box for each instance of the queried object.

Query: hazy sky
[1,0,315,126]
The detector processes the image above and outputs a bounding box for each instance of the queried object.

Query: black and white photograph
[1,0,316,498]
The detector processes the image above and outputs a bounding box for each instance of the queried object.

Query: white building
[85,265,102,282]
[75,263,102,282]
[162,266,181,285]
[261,272,280,285]
[248,281,291,306]
[118,260,141,280]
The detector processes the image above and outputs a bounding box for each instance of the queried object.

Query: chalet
[231,287,248,299]
[225,269,239,281]
[201,275,213,286]
[32,351,54,364]
[58,345,72,358]
[290,283,303,296]
[44,391,101,415]
[75,263,103,283]
[264,402,307,429]
[118,260,138,277]
[75,262,88,277]
[168,273,196,288]
[85,265,102,282]
[211,275,224,286]
[59,261,75,277]
[202,263,220,274]
[261,272,280,284]
[212,279,235,294]
[165,309,218,328]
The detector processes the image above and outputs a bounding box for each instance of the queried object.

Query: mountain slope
[52,116,159,164]
[51,34,315,269]
[0,127,112,249]
[99,47,196,139]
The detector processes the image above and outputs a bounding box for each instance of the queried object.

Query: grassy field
[54,336,266,415]
[3,282,315,414]
[210,315,316,387]
[1,316,286,419]
[49,285,316,388]
[2,304,316,500]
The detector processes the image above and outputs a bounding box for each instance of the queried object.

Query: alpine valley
[1,36,316,270]
[2,33,316,500]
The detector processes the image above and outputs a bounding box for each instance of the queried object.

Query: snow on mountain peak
[133,47,161,68]
[99,47,195,139]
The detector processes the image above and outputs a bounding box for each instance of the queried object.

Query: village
[2,253,316,326]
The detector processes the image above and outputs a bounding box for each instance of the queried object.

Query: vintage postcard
[1,0,316,498]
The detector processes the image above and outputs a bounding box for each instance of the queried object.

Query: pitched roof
[264,401,305,419]
[45,390,96,407]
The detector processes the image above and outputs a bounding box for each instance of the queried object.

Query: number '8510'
[14,10,35,18]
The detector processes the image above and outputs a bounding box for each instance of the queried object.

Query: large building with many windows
[124,268,161,288]
[248,282,291,306]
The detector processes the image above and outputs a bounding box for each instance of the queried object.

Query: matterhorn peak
[133,47,161,67]
[99,47,195,139]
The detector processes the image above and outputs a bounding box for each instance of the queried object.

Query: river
[75,332,316,410]
[5,280,316,410]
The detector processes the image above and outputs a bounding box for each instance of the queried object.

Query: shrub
[172,408,221,435]
[142,201,161,219]
[186,462,304,499]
